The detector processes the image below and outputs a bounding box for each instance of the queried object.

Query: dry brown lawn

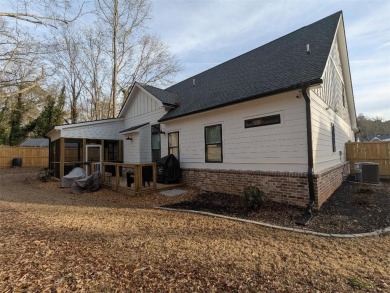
[0,169,389,292]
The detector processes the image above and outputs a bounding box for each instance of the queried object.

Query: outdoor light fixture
[126,136,133,141]
[160,129,166,135]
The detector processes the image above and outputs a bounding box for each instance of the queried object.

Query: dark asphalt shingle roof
[156,11,342,122]
[119,123,149,134]
[142,84,178,106]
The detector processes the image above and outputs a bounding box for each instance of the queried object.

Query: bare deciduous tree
[0,0,84,28]
[96,0,181,118]
[0,0,84,100]
[50,25,86,123]
[81,27,111,120]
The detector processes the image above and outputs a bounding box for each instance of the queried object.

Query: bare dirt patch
[1,168,389,292]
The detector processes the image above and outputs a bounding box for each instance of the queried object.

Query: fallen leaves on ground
[0,169,389,292]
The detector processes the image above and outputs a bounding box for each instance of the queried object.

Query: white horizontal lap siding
[310,90,354,172]
[122,87,168,163]
[163,91,308,172]
[139,126,152,162]
[123,133,140,163]
[61,120,124,140]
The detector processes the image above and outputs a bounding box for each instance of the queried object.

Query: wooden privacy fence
[0,146,49,168]
[345,142,390,178]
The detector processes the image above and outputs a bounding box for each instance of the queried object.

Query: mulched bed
[164,178,390,234]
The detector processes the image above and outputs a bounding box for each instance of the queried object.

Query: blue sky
[2,0,388,119]
[149,0,390,120]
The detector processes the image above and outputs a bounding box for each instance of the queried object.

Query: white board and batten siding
[121,86,168,163]
[162,91,309,172]
[310,34,355,173]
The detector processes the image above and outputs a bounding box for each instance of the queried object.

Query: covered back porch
[49,137,183,195]
[49,137,123,179]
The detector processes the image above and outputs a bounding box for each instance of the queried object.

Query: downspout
[296,86,316,225]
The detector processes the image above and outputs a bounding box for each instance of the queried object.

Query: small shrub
[243,185,266,212]
[347,276,373,290]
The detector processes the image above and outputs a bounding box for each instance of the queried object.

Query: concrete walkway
[155,207,390,238]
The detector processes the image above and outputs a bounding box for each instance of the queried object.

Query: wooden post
[59,138,65,178]
[153,162,157,189]
[115,163,120,191]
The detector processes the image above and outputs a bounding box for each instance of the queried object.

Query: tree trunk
[111,0,119,118]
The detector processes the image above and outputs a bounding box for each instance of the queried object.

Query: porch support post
[59,137,65,178]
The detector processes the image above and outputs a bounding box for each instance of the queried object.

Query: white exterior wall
[161,91,308,172]
[139,125,153,162]
[309,26,355,173]
[123,133,140,162]
[121,87,168,163]
[310,90,354,172]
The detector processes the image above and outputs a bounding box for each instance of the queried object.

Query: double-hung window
[168,132,179,160]
[205,124,223,162]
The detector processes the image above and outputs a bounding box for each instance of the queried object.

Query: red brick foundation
[181,162,349,208]
[314,163,349,207]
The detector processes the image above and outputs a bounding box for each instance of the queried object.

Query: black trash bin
[12,158,22,167]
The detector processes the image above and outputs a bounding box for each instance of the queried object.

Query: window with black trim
[245,114,280,128]
[331,123,336,152]
[205,124,222,162]
[168,132,179,160]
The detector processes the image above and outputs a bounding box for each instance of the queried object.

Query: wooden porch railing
[101,162,157,193]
